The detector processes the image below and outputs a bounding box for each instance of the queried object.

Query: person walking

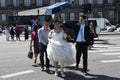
[10,25,15,41]
[47,20,75,77]
[30,26,39,65]
[37,20,51,72]
[15,24,21,41]
[0,26,2,36]
[89,22,97,49]
[24,25,29,41]
[74,15,91,75]
[5,25,10,41]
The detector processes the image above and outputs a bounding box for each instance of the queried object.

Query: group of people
[30,15,95,78]
[5,24,29,41]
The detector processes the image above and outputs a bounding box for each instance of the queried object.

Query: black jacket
[73,24,92,46]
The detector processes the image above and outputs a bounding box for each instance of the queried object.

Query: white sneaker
[54,72,58,76]
[61,72,66,78]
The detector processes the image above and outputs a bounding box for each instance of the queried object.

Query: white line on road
[91,46,120,49]
[101,59,120,63]
[89,50,120,53]
[0,70,35,79]
[102,52,120,55]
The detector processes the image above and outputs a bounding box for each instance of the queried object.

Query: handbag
[27,48,33,59]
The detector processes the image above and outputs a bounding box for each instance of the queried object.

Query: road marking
[101,59,120,63]
[91,46,120,49]
[102,52,120,55]
[109,47,120,49]
[89,50,120,53]
[0,70,35,79]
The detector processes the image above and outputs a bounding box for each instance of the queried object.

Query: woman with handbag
[30,26,39,65]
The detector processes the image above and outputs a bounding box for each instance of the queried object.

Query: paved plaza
[0,31,120,80]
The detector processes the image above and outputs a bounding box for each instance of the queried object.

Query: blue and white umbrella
[45,1,72,15]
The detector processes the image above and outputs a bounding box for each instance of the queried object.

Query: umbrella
[45,1,72,15]
[18,6,48,16]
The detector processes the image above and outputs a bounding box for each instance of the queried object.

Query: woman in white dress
[47,20,75,77]
[5,26,10,41]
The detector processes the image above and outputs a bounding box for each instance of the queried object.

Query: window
[13,0,19,7]
[70,0,74,2]
[36,0,43,6]
[61,0,65,2]
[61,13,65,21]
[88,12,93,17]
[70,13,75,20]
[97,0,103,4]
[1,0,6,7]
[79,0,84,5]
[109,10,114,19]
[97,12,102,18]
[70,0,74,5]
[2,14,6,22]
[79,12,84,16]
[88,0,93,4]
[24,0,31,6]
[50,0,55,5]
[108,0,113,4]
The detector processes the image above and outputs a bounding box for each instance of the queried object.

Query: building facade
[0,0,120,26]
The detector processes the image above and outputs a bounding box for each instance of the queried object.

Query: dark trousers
[39,43,49,69]
[11,34,14,40]
[76,42,88,72]
[91,37,94,45]
[91,34,94,45]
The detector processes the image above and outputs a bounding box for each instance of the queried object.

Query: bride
[47,20,75,77]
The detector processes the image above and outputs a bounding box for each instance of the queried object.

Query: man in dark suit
[74,15,91,75]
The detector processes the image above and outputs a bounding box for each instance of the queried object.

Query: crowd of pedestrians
[0,15,96,78]
[3,24,29,41]
[28,15,95,78]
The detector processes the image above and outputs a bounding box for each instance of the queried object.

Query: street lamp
[37,9,39,16]
[13,11,18,24]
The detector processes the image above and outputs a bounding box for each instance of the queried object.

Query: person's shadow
[64,66,120,80]
[64,71,120,80]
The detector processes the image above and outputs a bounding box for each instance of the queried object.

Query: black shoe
[46,68,50,72]
[83,71,88,76]
[46,68,52,74]
[41,68,44,71]
[75,65,78,70]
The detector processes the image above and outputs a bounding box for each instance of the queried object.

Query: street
[0,31,120,80]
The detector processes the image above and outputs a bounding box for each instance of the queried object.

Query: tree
[82,3,91,14]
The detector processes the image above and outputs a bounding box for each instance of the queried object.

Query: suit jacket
[74,24,92,46]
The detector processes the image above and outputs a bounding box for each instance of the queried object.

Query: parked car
[116,24,120,28]
[115,24,120,32]
[63,21,79,42]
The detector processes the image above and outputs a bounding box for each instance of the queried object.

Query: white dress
[5,28,10,40]
[47,30,75,67]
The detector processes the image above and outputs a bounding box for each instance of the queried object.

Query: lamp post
[16,11,18,24]
[37,9,39,16]
[13,11,18,25]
